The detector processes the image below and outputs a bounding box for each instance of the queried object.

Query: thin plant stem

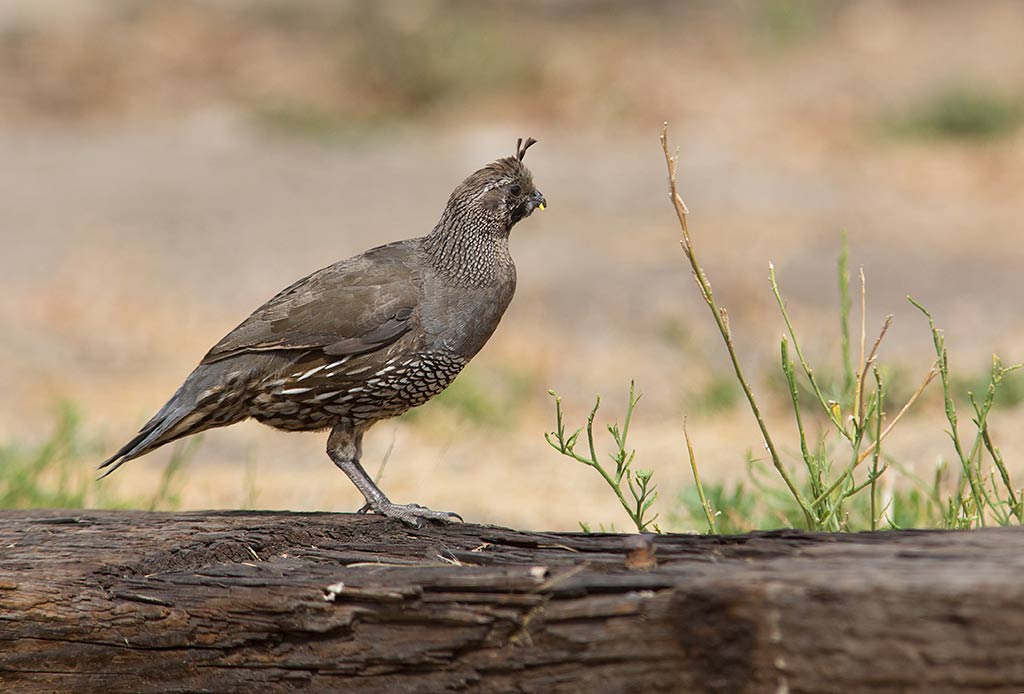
[812,366,937,507]
[781,337,815,480]
[870,367,884,530]
[908,296,986,525]
[855,368,936,466]
[546,393,630,513]
[854,267,867,428]
[838,231,854,396]
[821,406,873,530]
[769,263,849,438]
[545,385,657,532]
[660,124,815,528]
[977,357,1024,524]
[373,429,397,484]
[964,357,1022,525]
[684,419,717,534]
[983,426,1023,522]
[857,314,893,428]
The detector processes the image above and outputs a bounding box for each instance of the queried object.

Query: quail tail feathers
[97,364,236,478]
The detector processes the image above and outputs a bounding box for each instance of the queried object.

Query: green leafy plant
[663,122,1022,533]
[910,299,1023,527]
[751,0,821,50]
[885,85,1022,141]
[549,124,1023,534]
[545,382,659,532]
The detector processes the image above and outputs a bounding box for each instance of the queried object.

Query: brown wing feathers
[203,243,422,363]
[99,243,424,475]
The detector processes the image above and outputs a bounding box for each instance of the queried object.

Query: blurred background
[2,0,1024,530]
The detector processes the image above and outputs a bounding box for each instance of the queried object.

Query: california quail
[99,138,546,526]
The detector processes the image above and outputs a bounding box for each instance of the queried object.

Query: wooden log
[1,510,1022,693]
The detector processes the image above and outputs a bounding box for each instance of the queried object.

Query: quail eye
[509,184,522,197]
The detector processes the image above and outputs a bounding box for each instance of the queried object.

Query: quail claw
[366,501,463,527]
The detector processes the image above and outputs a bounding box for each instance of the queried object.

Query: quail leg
[327,423,462,527]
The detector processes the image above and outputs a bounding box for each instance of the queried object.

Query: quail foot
[100,138,546,526]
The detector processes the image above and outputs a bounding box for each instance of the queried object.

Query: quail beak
[527,190,547,214]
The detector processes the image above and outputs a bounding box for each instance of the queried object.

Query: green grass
[249,102,374,143]
[749,0,822,50]
[686,374,741,415]
[0,404,190,511]
[884,85,1022,141]
[344,3,541,114]
[248,3,542,139]
[548,126,1024,535]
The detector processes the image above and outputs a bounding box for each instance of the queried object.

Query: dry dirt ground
[2,1,1024,529]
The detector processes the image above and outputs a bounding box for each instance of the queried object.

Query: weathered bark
[0,510,1022,694]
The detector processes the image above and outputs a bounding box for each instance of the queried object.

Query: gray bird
[99,138,545,525]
